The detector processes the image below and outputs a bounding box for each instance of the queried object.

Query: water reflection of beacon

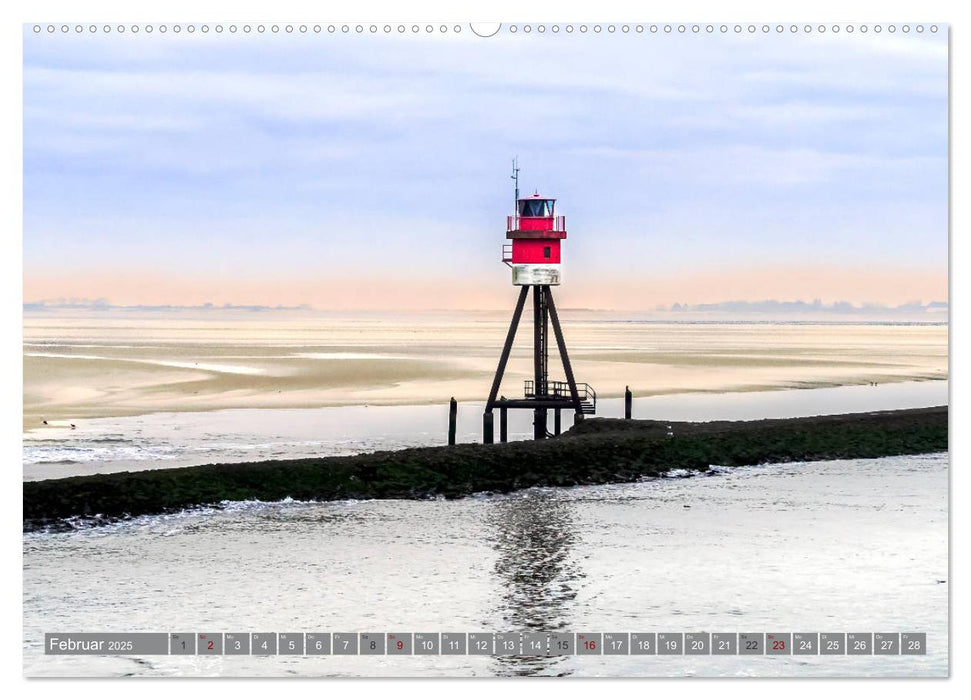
[502,193,566,286]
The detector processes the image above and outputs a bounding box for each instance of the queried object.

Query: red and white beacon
[484,162,595,444]
[503,192,567,286]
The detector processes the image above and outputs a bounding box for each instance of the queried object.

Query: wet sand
[24,310,948,428]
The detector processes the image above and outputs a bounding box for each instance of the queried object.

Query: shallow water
[23,453,948,677]
[23,380,948,481]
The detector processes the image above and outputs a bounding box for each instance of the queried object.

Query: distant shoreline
[23,407,948,532]
[24,308,949,324]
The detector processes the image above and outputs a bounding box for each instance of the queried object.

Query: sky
[22,25,949,310]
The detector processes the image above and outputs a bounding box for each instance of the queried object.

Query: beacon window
[519,200,540,217]
[519,199,555,217]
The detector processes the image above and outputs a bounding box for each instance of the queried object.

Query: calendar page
[19,9,950,684]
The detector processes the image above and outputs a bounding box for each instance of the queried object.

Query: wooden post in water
[554,408,561,435]
[448,397,457,446]
[625,386,632,419]
[483,412,494,444]
[500,406,508,443]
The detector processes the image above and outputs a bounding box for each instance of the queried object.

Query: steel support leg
[484,286,529,443]
[546,287,582,416]
[533,285,548,440]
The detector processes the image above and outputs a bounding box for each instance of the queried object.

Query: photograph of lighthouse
[22,22,947,679]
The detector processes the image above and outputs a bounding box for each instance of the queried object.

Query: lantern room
[503,192,567,286]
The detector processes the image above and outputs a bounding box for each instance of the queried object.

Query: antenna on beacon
[511,157,520,212]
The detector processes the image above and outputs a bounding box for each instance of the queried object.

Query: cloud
[23,29,948,308]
